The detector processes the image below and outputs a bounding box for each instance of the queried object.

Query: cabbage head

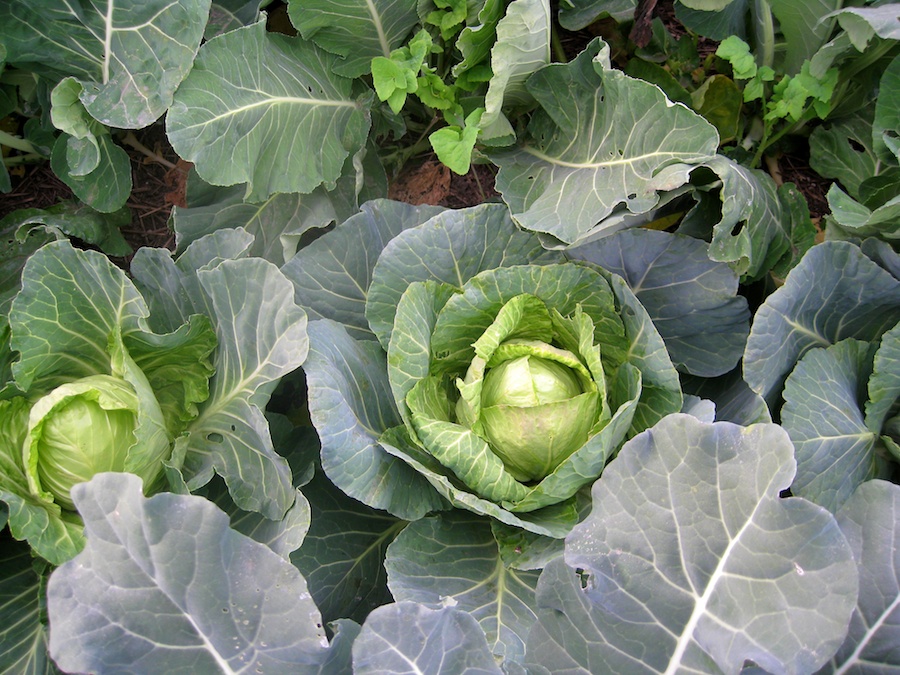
[24,374,168,511]
[464,326,602,482]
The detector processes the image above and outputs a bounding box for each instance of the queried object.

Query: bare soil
[2,124,185,255]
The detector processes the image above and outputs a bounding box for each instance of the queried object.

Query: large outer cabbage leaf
[0,538,53,674]
[131,231,309,520]
[200,418,316,562]
[206,0,265,38]
[873,52,900,163]
[167,20,372,201]
[352,601,503,674]
[827,184,900,242]
[557,0,636,31]
[0,203,132,259]
[170,177,342,266]
[284,199,446,341]
[674,0,747,41]
[744,241,900,402]
[770,0,842,74]
[304,318,445,521]
[810,111,881,200]
[287,0,420,78]
[867,322,900,440]
[49,130,132,213]
[290,466,403,626]
[478,0,550,142]
[0,0,211,128]
[170,153,388,266]
[822,52,899,243]
[385,510,541,668]
[782,338,894,514]
[680,367,772,426]
[527,414,858,675]
[696,156,812,281]
[830,6,900,50]
[10,242,148,393]
[492,38,718,246]
[47,473,354,675]
[822,480,900,671]
[492,39,806,281]
[571,228,749,378]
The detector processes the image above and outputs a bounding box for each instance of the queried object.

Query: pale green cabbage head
[451,303,606,483]
[474,344,599,481]
[24,374,169,511]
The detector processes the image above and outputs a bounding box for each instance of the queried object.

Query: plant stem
[3,152,44,166]
[764,153,782,186]
[0,129,38,154]
[741,116,764,151]
[842,38,898,80]
[826,39,898,119]
[551,24,568,63]
[120,131,179,170]
[750,107,812,167]
[471,163,487,201]
[393,116,441,172]
[753,0,775,70]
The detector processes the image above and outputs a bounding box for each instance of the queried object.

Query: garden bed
[1,0,898,673]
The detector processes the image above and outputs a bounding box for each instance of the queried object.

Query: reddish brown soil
[2,124,186,255]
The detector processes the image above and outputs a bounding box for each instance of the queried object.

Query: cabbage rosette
[296,201,683,539]
[382,263,675,534]
[0,241,217,564]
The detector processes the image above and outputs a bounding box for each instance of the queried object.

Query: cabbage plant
[744,239,900,514]
[287,200,687,546]
[0,241,216,565]
[0,229,310,566]
[9,204,893,675]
